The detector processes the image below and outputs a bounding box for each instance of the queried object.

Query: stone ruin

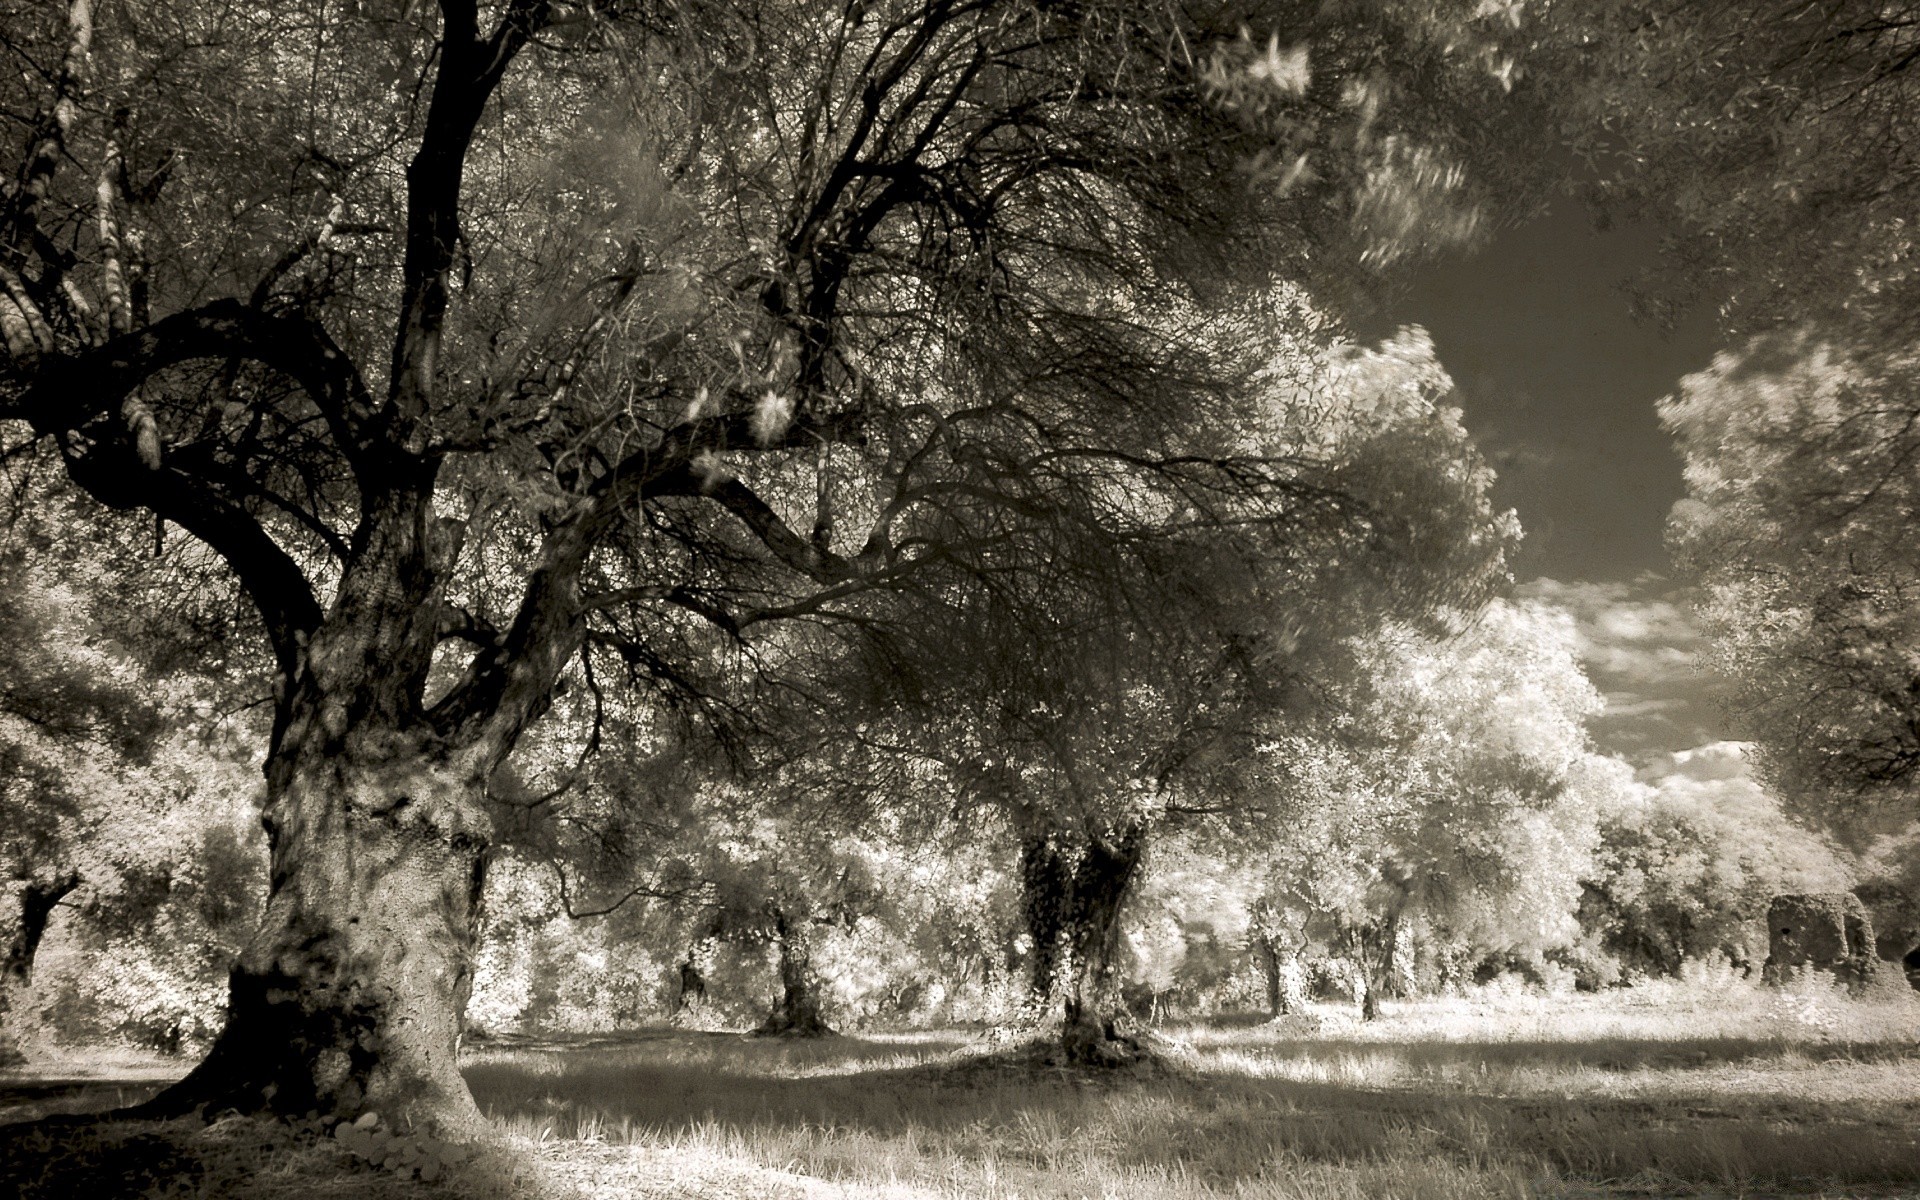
[1853,881,1920,988]
[1763,892,1879,989]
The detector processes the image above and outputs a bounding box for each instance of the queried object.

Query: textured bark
[3,873,78,987]
[1354,910,1400,1023]
[1255,934,1306,1018]
[674,929,720,1015]
[134,753,490,1134]
[1058,824,1145,1067]
[674,957,706,1013]
[756,909,831,1037]
[1019,831,1073,1004]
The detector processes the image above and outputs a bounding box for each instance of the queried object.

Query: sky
[1378,205,1730,763]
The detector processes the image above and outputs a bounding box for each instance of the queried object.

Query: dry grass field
[5,973,1919,1199]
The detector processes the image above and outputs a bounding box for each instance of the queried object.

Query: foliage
[326,1109,474,1183]
[0,0,1550,1115]
[1551,0,1920,342]
[1662,336,1920,832]
[1248,598,1614,999]
[1578,743,1855,981]
[0,534,263,1059]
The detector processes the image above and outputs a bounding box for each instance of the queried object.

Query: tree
[1579,743,1854,980]
[840,317,1517,1057]
[1550,0,1920,341]
[0,535,264,1061]
[0,0,1534,1126]
[1661,337,1920,831]
[1565,2,1920,863]
[1252,598,1611,1017]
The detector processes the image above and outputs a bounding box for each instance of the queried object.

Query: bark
[1018,831,1073,1005]
[132,751,490,1136]
[1255,934,1306,1019]
[1058,824,1146,1067]
[673,929,719,1015]
[674,957,706,1013]
[1,873,81,1059]
[3,873,79,986]
[756,909,831,1037]
[1355,910,1400,1023]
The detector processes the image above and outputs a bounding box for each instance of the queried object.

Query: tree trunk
[1255,934,1306,1019]
[1356,910,1400,1023]
[673,927,720,1016]
[3,873,79,986]
[1058,823,1145,1067]
[1018,830,1073,1006]
[133,751,490,1136]
[1,873,80,1060]
[674,956,706,1014]
[756,908,831,1037]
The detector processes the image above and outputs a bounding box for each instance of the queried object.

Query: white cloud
[1637,740,1752,785]
[1518,575,1724,761]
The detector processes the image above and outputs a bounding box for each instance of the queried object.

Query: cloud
[1637,740,1751,784]
[1518,575,1725,761]
[1521,576,1702,684]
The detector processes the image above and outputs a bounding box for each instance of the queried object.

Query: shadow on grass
[462,1030,1920,1193]
[1192,1029,1920,1071]
[0,1078,172,1127]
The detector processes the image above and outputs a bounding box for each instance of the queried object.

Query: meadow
[4,969,1919,1199]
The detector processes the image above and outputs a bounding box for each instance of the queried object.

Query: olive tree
[0,0,1532,1125]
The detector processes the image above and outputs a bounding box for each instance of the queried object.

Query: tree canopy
[0,0,1538,1128]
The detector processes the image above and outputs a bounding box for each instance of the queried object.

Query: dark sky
[1380,206,1724,584]
[1360,206,1735,761]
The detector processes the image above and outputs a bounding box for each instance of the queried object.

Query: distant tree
[1569,2,1920,874]
[847,318,1517,1057]
[1253,598,1612,1017]
[1578,743,1854,979]
[0,546,261,1060]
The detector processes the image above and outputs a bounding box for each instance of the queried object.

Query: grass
[468,975,1920,1200]
[7,975,1920,1198]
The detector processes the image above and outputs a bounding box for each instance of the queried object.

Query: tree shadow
[0,1078,175,1127]
[462,1029,1920,1191]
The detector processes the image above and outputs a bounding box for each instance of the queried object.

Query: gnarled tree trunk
[756,906,831,1038]
[1018,831,1073,1006]
[1250,899,1311,1020]
[1016,820,1152,1063]
[135,741,492,1136]
[1255,933,1308,1019]
[1058,823,1145,1065]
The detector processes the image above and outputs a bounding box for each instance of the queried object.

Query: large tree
[844,319,1516,1058]
[1552,1,1920,848]
[1662,337,1920,829]
[0,0,1530,1127]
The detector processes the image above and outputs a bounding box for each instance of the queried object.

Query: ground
[4,973,1919,1199]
